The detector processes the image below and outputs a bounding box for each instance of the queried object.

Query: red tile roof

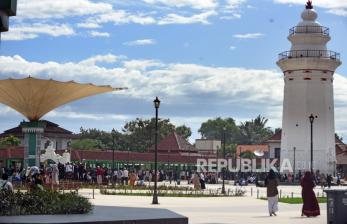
[263,130,282,143]
[236,145,269,156]
[149,132,197,153]
[337,152,347,165]
[0,147,210,164]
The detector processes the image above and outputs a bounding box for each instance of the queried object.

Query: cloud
[327,9,347,17]
[0,54,283,104]
[229,45,236,50]
[1,54,347,139]
[158,10,217,25]
[4,0,249,41]
[16,0,113,20]
[123,60,162,71]
[1,23,75,41]
[273,0,347,16]
[88,10,157,26]
[142,0,218,9]
[225,0,247,9]
[89,31,110,38]
[78,54,120,66]
[46,109,131,121]
[77,23,101,29]
[124,39,157,46]
[233,33,264,39]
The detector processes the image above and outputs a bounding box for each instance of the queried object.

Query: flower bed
[0,190,92,216]
[100,188,246,197]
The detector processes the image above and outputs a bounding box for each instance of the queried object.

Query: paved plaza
[79,183,347,224]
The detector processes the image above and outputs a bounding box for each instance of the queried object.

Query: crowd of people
[0,163,213,188]
[0,162,345,219]
[0,163,344,189]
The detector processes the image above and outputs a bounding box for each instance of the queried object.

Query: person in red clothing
[301,171,320,217]
[96,166,104,185]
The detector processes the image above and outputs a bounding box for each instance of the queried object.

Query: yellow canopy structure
[0,77,126,121]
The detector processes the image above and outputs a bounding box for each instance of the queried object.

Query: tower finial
[306,0,313,9]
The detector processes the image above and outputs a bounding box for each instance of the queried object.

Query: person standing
[200,173,206,190]
[192,173,201,190]
[96,166,104,185]
[301,171,320,217]
[265,169,279,216]
[1,174,14,192]
[52,164,59,185]
[123,168,129,185]
[326,174,332,189]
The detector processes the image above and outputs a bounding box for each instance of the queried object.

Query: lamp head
[154,96,160,109]
[309,114,317,123]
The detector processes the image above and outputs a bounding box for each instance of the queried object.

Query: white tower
[277,1,341,175]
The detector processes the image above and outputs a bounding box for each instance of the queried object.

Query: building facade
[277,3,341,174]
[0,120,76,151]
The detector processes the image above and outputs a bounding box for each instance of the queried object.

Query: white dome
[301,9,317,21]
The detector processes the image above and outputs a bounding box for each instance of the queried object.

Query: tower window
[304,77,311,80]
[321,78,327,81]
[289,78,294,81]
[304,70,311,73]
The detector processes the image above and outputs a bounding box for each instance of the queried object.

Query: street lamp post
[152,97,160,205]
[111,128,116,184]
[239,147,242,178]
[111,129,116,168]
[127,147,130,168]
[309,114,317,174]
[221,127,226,194]
[293,146,296,180]
[168,148,171,183]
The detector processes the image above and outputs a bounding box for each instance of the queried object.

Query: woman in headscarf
[301,171,320,217]
[265,169,279,216]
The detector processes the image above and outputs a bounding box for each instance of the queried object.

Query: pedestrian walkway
[83,185,328,224]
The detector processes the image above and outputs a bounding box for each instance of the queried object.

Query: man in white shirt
[122,168,129,185]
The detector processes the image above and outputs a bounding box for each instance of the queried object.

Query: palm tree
[239,115,273,144]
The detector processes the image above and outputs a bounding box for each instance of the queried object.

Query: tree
[198,117,240,144]
[175,125,192,140]
[217,143,237,158]
[0,135,21,149]
[79,127,113,148]
[241,150,256,159]
[77,119,191,152]
[70,139,105,150]
[238,115,273,144]
[122,118,176,152]
[335,133,343,142]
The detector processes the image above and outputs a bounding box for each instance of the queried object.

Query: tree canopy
[0,135,21,149]
[198,115,274,145]
[74,118,183,152]
[238,115,274,144]
[198,117,240,144]
[71,115,276,152]
[175,125,192,140]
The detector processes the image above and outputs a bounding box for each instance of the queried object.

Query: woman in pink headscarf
[301,171,320,217]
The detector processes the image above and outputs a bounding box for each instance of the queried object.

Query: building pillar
[21,121,46,167]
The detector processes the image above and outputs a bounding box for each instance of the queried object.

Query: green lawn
[260,197,327,204]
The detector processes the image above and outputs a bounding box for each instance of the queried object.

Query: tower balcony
[289,26,329,36]
[278,50,340,61]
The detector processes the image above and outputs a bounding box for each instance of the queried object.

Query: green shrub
[0,190,92,216]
